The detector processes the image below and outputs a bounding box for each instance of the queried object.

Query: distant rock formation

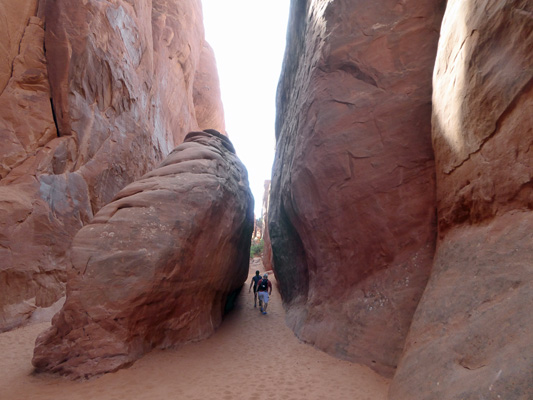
[261,180,273,271]
[0,0,225,331]
[193,43,226,134]
[389,0,533,398]
[33,130,254,379]
[269,0,444,377]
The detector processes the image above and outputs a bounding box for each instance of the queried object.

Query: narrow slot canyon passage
[1,0,530,398]
[0,260,389,400]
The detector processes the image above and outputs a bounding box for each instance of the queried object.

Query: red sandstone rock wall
[0,7,82,331]
[269,0,445,377]
[389,1,533,398]
[0,0,39,94]
[0,0,225,331]
[33,130,254,379]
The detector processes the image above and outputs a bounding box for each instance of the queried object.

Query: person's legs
[253,289,257,307]
[262,292,270,314]
[258,292,265,312]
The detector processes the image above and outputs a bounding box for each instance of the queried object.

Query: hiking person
[256,273,272,315]
[248,270,262,307]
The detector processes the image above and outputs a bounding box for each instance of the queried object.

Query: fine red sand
[0,260,390,400]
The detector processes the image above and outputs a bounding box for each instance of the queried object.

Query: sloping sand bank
[0,261,389,400]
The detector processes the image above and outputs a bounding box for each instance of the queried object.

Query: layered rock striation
[0,0,225,331]
[269,0,445,377]
[33,130,254,379]
[390,1,533,398]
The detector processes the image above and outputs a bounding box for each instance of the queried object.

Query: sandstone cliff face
[0,0,225,331]
[390,1,533,398]
[269,0,445,377]
[33,130,254,379]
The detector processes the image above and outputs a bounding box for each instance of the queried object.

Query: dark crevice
[43,15,60,138]
[50,98,60,137]
[339,63,379,88]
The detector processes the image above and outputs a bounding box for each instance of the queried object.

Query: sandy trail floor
[0,261,389,400]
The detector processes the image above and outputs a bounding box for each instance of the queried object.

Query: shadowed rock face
[269,0,444,377]
[0,0,225,331]
[390,1,533,398]
[32,130,254,379]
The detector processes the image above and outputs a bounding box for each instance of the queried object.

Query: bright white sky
[201,1,290,217]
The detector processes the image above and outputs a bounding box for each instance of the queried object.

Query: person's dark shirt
[251,275,262,290]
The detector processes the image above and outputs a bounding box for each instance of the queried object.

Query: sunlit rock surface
[0,16,56,179]
[0,0,39,93]
[390,1,533,398]
[0,0,225,331]
[33,130,254,379]
[193,42,226,133]
[269,0,445,377]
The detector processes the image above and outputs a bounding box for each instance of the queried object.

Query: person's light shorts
[258,291,269,304]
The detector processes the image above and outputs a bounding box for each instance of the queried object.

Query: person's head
[263,273,268,279]
[255,270,260,276]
